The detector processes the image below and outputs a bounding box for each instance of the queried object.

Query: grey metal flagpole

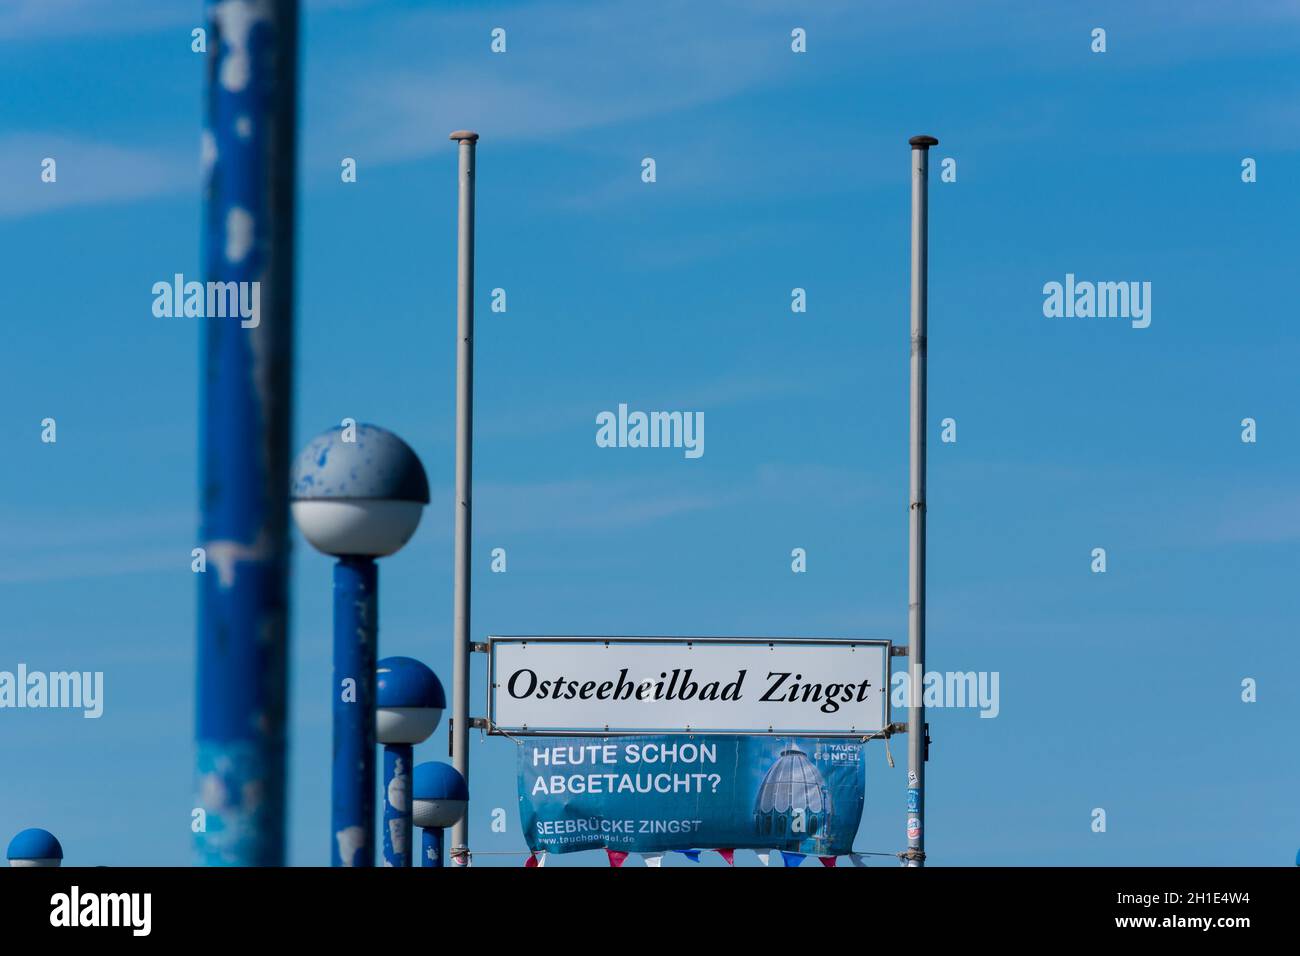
[905,134,936,868]
[448,130,478,866]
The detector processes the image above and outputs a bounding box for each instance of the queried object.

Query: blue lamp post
[194,0,297,868]
[7,829,63,867]
[376,657,446,867]
[290,423,429,866]
[412,762,468,867]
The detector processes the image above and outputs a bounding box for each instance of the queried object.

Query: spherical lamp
[376,656,445,867]
[7,829,63,868]
[290,423,430,558]
[412,762,468,867]
[290,422,430,867]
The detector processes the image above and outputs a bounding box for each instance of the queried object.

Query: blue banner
[518,736,865,856]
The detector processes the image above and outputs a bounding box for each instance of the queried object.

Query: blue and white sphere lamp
[412,762,468,868]
[7,829,63,868]
[376,657,446,867]
[290,423,429,867]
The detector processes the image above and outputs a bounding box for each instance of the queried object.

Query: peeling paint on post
[333,557,378,867]
[195,0,297,867]
[382,744,413,867]
[422,827,444,868]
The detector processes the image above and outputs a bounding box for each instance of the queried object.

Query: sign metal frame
[486,635,892,738]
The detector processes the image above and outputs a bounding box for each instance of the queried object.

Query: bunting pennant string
[524,846,855,868]
[520,847,864,868]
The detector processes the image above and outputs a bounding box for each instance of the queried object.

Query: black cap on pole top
[909,135,939,149]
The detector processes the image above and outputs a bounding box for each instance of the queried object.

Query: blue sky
[1,0,1297,866]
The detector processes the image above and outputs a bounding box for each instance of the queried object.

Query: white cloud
[0,0,374,41]
[460,460,877,537]
[307,0,834,165]
[0,508,195,584]
[0,134,196,219]
[0,0,190,41]
[1215,492,1300,545]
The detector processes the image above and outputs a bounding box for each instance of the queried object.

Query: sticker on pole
[488,637,889,737]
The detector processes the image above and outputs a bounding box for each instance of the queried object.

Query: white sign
[488,637,889,736]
